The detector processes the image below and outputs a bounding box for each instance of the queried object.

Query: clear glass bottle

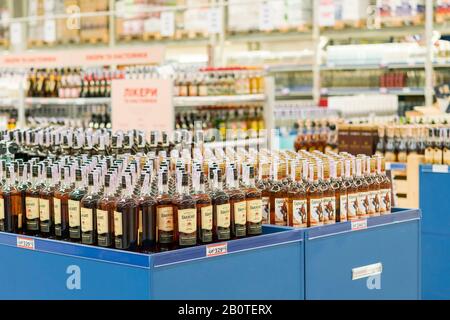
[356,157,368,218]
[245,165,263,235]
[321,161,336,225]
[287,161,307,229]
[39,166,56,238]
[194,171,213,244]
[270,161,288,226]
[346,158,359,221]
[174,173,197,248]
[378,157,392,215]
[307,163,324,227]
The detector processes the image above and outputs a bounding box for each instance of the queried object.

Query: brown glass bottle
[321,162,336,225]
[137,173,157,252]
[80,172,100,245]
[173,173,197,248]
[287,162,307,229]
[307,163,324,227]
[226,166,246,239]
[356,157,369,218]
[25,165,41,236]
[16,164,29,234]
[39,166,55,238]
[245,166,263,235]
[115,174,138,251]
[270,163,288,226]
[68,168,87,242]
[54,167,71,240]
[378,157,392,215]
[346,158,359,221]
[336,159,349,223]
[96,173,116,248]
[194,171,213,244]
[156,171,175,251]
[256,162,271,225]
[370,157,381,217]
[0,167,21,233]
[212,169,231,241]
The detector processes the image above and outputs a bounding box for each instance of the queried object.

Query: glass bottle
[270,161,288,226]
[39,166,56,238]
[287,161,307,229]
[68,168,87,242]
[337,159,349,223]
[174,173,197,248]
[434,127,443,165]
[194,171,213,244]
[53,167,71,240]
[226,166,246,239]
[424,127,435,164]
[356,157,368,218]
[378,157,392,215]
[137,173,157,252]
[443,128,450,165]
[114,174,139,251]
[321,161,336,225]
[307,163,324,227]
[346,158,359,221]
[245,165,263,235]
[80,172,100,245]
[256,162,271,225]
[25,165,41,236]
[96,173,117,248]
[16,164,29,234]
[155,171,175,251]
[370,157,381,217]
[0,167,21,233]
[212,169,231,241]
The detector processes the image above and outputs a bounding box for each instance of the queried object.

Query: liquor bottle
[307,163,324,227]
[256,162,271,224]
[346,158,359,221]
[424,128,434,164]
[287,161,307,228]
[137,173,157,252]
[245,165,263,235]
[53,167,71,240]
[270,162,288,226]
[356,157,368,218]
[336,159,349,223]
[80,172,100,245]
[0,167,21,233]
[194,171,213,244]
[16,164,28,234]
[369,157,381,216]
[434,127,443,165]
[362,157,375,217]
[226,166,246,239]
[25,165,41,236]
[39,166,56,238]
[68,168,87,242]
[212,169,231,241]
[173,172,197,248]
[114,174,138,251]
[378,157,392,215]
[443,128,450,165]
[321,161,336,225]
[156,171,175,251]
[96,173,116,248]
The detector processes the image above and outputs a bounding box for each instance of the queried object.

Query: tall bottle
[270,161,288,226]
[245,166,263,235]
[346,158,359,221]
[80,172,100,245]
[173,173,197,248]
[39,166,56,238]
[68,168,87,242]
[321,161,336,225]
[370,157,381,217]
[256,162,271,224]
[212,169,231,241]
[355,158,368,218]
[16,164,29,234]
[114,174,138,251]
[96,173,116,248]
[287,162,307,228]
[25,165,41,236]
[226,166,246,239]
[194,171,213,244]
[378,157,392,215]
[0,167,21,233]
[137,173,157,252]
[54,167,71,240]
[336,159,349,223]
[307,163,324,227]
[155,171,175,251]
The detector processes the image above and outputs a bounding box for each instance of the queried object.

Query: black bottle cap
[32,165,39,177]
[46,166,52,178]
[88,173,94,186]
[105,174,110,188]
[216,169,222,182]
[182,173,189,187]
[60,168,65,180]
[121,175,127,188]
[233,167,239,180]
[161,171,168,185]
[249,166,255,179]
[199,172,205,184]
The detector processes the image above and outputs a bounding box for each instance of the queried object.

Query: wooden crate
[391,154,424,209]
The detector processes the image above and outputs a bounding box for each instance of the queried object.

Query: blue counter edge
[306,208,421,240]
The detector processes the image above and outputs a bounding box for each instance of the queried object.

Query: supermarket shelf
[25,97,112,105]
[321,87,425,96]
[173,94,266,107]
[321,63,426,71]
[204,137,266,149]
[0,98,19,107]
[227,30,312,43]
[276,89,313,98]
[322,25,426,40]
[267,64,313,73]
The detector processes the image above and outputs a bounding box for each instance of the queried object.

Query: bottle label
[309,198,323,226]
[97,209,109,234]
[216,203,231,228]
[368,191,379,215]
[323,197,336,223]
[0,198,4,220]
[200,205,213,230]
[292,200,307,228]
[398,152,408,163]
[234,201,247,225]
[157,206,174,232]
[68,200,80,227]
[178,208,197,234]
[444,148,450,165]
[262,197,270,224]
[26,197,40,220]
[39,199,50,222]
[247,199,262,224]
[380,189,391,214]
[80,207,94,232]
[340,195,348,222]
[434,148,443,164]
[275,198,288,225]
[114,211,123,236]
[358,192,369,216]
[425,147,434,163]
[347,193,358,219]
[53,198,61,225]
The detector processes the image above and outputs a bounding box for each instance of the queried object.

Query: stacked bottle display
[294,119,338,153]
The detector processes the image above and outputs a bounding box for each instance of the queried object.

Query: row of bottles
[174,67,265,97]
[294,119,338,153]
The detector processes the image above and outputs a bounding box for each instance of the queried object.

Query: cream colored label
[292,200,307,227]
[247,199,262,224]
[54,198,61,224]
[201,205,213,230]
[68,199,80,227]
[434,148,443,164]
[310,198,323,225]
[178,208,197,234]
[262,197,270,223]
[234,201,247,225]
[323,197,336,222]
[425,147,434,164]
[380,189,391,214]
[368,191,379,215]
[0,198,4,220]
[114,211,122,236]
[444,149,450,165]
[340,195,348,222]
[80,207,93,232]
[358,193,368,216]
[39,199,50,221]
[26,197,39,220]
[275,198,288,224]
[216,203,230,228]
[347,194,358,219]
[97,209,109,234]
[157,206,174,232]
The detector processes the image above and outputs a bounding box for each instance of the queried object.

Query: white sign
[206,243,228,257]
[352,262,383,280]
[10,22,22,46]
[17,237,35,250]
[318,0,336,27]
[259,2,273,31]
[160,11,175,37]
[351,219,367,231]
[44,20,57,43]
[432,165,449,173]
[208,7,222,34]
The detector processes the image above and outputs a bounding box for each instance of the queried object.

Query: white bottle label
[275,198,288,225]
[380,189,391,214]
[178,208,197,234]
[39,199,50,221]
[68,200,80,227]
[323,197,336,223]
[292,200,307,228]
[310,198,323,226]
[201,205,213,230]
[247,199,262,224]
[340,195,348,222]
[347,194,358,219]
[234,201,247,225]
[97,209,109,234]
[0,198,5,220]
[261,197,270,224]
[80,207,93,232]
[114,211,122,236]
[26,197,40,219]
[53,198,61,224]
[216,203,231,228]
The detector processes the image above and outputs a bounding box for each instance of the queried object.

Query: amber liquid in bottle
[256,162,271,225]
[137,174,157,252]
[53,167,71,240]
[287,162,307,229]
[39,166,55,238]
[378,157,392,215]
[356,157,369,218]
[68,169,86,242]
[25,165,41,236]
[226,166,246,239]
[321,162,336,225]
[346,158,359,221]
[156,171,175,251]
[212,169,231,241]
[307,164,324,227]
[97,174,117,248]
[245,166,263,235]
[80,173,100,245]
[336,160,350,223]
[174,173,197,248]
[194,172,213,244]
[370,157,381,217]
[16,164,29,234]
[270,163,288,226]
[0,167,21,234]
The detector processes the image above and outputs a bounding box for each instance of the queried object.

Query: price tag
[380,87,388,94]
[17,237,35,250]
[259,2,273,31]
[206,243,228,257]
[403,87,411,93]
[432,165,449,173]
[351,219,367,231]
[208,7,222,34]
[160,11,175,37]
[43,19,57,43]
[10,22,22,46]
[318,0,336,27]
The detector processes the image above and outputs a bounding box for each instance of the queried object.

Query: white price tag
[259,2,273,31]
[206,243,228,257]
[351,219,367,231]
[380,87,388,94]
[403,87,411,93]
[318,0,336,27]
[17,237,35,250]
[160,11,175,37]
[10,22,22,46]
[44,19,57,43]
[208,7,222,34]
[432,165,449,173]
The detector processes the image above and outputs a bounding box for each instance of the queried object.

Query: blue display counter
[420,164,450,299]
[304,208,421,300]
[0,225,304,300]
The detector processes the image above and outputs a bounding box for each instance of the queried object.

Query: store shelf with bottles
[321,88,426,96]
[173,94,266,108]
[25,97,112,106]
